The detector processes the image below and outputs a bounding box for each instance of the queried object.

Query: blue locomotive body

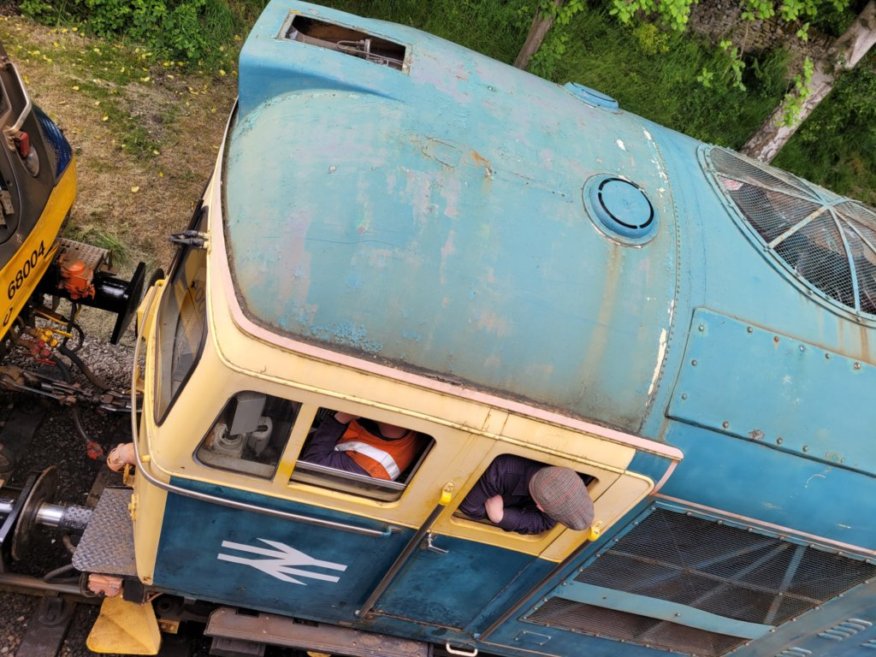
[129,3,876,657]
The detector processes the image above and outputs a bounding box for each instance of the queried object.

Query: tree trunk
[514,0,566,69]
[741,0,876,163]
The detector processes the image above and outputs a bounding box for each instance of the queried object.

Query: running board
[205,607,431,657]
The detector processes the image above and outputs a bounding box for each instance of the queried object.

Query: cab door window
[454,453,596,535]
[290,408,433,501]
[196,391,301,478]
[155,206,207,421]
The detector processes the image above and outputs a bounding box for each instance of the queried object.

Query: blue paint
[168,2,876,657]
[226,4,679,432]
[156,479,550,632]
[669,309,876,474]
[658,421,876,547]
[564,83,620,111]
[154,479,409,624]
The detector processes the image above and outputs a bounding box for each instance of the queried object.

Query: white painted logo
[217,538,348,585]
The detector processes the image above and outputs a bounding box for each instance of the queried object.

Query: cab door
[357,419,678,635]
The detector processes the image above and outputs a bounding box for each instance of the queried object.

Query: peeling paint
[648,328,668,397]
[439,230,456,286]
[313,321,382,353]
[804,473,826,487]
[476,311,511,337]
[401,329,422,342]
[616,139,626,151]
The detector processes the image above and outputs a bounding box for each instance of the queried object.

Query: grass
[532,7,791,149]
[13,0,876,207]
[64,224,132,264]
[318,0,532,64]
[0,13,236,271]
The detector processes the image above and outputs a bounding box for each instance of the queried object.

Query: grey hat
[529,467,594,531]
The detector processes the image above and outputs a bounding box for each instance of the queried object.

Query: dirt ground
[0,13,237,276]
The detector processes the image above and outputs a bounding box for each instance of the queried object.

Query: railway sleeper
[205,606,433,657]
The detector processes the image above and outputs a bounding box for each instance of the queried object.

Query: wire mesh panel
[529,598,746,657]
[708,148,876,318]
[527,507,876,657]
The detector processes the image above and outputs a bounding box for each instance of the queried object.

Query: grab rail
[356,484,454,618]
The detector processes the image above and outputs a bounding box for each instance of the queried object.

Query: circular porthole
[584,176,657,245]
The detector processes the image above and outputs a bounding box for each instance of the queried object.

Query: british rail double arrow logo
[217,538,348,585]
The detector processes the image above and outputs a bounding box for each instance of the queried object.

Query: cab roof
[223,1,679,431]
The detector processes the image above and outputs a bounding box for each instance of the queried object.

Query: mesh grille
[709,148,876,317]
[527,508,876,656]
[575,509,876,627]
[529,598,745,657]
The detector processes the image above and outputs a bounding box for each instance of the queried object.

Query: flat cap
[529,466,594,531]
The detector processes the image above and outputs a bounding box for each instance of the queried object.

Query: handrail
[129,297,397,539]
[356,485,453,619]
[0,58,32,149]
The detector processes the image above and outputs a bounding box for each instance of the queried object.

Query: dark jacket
[458,454,555,534]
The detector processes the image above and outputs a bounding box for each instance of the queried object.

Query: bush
[20,0,249,68]
[534,7,791,148]
[774,54,876,205]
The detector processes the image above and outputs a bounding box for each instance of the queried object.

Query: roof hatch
[284,15,407,71]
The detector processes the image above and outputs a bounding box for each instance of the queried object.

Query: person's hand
[485,495,505,524]
[334,412,358,425]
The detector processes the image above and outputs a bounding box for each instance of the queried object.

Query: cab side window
[455,454,596,535]
[196,391,300,478]
[155,205,207,422]
[290,408,433,501]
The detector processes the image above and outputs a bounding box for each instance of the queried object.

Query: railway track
[0,364,311,657]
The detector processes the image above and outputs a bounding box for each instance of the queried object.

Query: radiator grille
[528,508,876,656]
[576,509,875,625]
[529,598,745,656]
[708,148,876,317]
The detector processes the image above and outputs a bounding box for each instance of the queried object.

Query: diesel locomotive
[2,3,876,657]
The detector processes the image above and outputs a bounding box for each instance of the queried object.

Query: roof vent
[708,148,876,317]
[285,15,406,71]
[584,176,657,244]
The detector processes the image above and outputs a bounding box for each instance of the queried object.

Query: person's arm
[497,507,556,534]
[458,460,507,520]
[300,416,349,465]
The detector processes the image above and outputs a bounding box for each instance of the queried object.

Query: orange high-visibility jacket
[335,421,420,480]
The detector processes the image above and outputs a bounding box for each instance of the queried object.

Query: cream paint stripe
[205,178,680,463]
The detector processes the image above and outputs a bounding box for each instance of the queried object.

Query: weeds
[20,0,245,70]
[64,224,131,264]
[14,0,875,204]
[773,54,876,204]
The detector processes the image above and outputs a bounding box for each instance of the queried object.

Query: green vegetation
[321,0,533,64]
[14,0,875,204]
[531,7,791,148]
[773,54,876,204]
[19,0,252,69]
[64,224,132,264]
